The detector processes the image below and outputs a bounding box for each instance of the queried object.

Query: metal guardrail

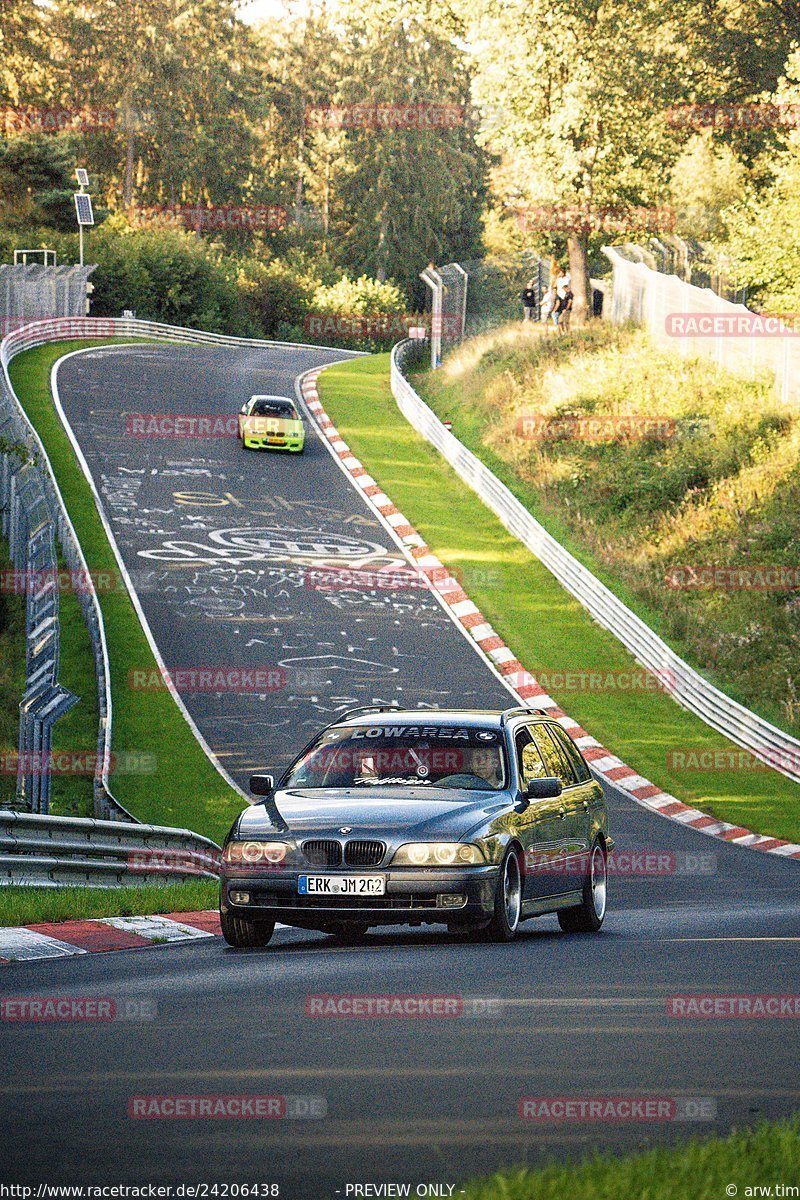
[1,315,355,825]
[390,339,800,786]
[0,810,221,888]
[0,315,363,885]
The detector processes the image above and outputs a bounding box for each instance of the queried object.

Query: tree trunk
[124,129,135,208]
[567,232,592,326]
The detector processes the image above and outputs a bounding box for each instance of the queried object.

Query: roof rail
[499,705,549,726]
[333,703,403,724]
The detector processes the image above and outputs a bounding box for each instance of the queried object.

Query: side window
[530,724,576,787]
[548,723,592,783]
[514,728,548,786]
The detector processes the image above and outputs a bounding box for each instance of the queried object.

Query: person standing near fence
[521,279,537,321]
[557,285,574,333]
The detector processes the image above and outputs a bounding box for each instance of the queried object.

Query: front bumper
[220,866,499,927]
[243,435,304,451]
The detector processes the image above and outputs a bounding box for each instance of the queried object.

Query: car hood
[242,415,301,432]
[235,787,509,843]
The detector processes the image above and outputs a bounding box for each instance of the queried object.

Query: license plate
[298,874,386,896]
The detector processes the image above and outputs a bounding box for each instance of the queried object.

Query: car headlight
[392,842,486,867]
[222,841,290,866]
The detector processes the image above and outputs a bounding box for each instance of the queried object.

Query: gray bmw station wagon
[219,705,614,947]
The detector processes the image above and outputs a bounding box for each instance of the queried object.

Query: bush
[89,218,259,335]
[306,274,413,351]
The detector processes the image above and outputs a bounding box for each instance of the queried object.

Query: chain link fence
[0,264,96,337]
[604,246,799,406]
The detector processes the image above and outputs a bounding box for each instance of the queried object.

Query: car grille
[344,840,385,867]
[302,839,342,867]
[301,839,387,867]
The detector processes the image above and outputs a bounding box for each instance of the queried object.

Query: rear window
[251,399,297,419]
[284,724,508,792]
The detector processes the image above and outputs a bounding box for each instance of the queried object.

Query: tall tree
[329,0,487,295]
[462,0,691,322]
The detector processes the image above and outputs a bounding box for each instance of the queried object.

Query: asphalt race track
[1,343,798,1194]
[56,341,513,788]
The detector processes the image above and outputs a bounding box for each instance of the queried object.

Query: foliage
[417,322,800,739]
[0,135,79,231]
[723,49,800,312]
[86,218,259,333]
[305,274,410,350]
[669,131,749,241]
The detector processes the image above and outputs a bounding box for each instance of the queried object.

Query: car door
[547,721,605,845]
[527,723,582,897]
[540,723,596,892]
[515,724,568,899]
[511,727,547,899]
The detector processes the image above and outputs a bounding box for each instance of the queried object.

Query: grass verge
[318,354,800,843]
[8,340,243,842]
[0,880,218,927]
[413,323,800,737]
[463,1116,800,1199]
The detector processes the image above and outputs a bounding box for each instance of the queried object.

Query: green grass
[47,544,101,816]
[463,1116,800,1199]
[413,323,800,738]
[8,340,243,842]
[0,880,218,927]
[318,354,800,843]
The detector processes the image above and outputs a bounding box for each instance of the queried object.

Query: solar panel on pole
[74,193,94,226]
[75,168,90,188]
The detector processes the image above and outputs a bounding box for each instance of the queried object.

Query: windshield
[251,399,297,419]
[284,724,507,792]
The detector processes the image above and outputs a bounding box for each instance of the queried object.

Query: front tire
[471,847,522,943]
[558,840,607,933]
[220,909,275,948]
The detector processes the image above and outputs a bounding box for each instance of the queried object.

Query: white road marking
[0,928,87,960]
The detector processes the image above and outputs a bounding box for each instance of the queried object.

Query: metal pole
[451,263,468,343]
[79,224,84,268]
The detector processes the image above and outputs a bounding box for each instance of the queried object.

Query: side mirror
[249,773,275,797]
[524,776,563,800]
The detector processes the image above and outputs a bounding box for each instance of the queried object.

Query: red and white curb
[300,368,800,865]
[0,911,223,964]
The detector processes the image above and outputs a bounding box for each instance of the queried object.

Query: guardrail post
[18,683,79,813]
